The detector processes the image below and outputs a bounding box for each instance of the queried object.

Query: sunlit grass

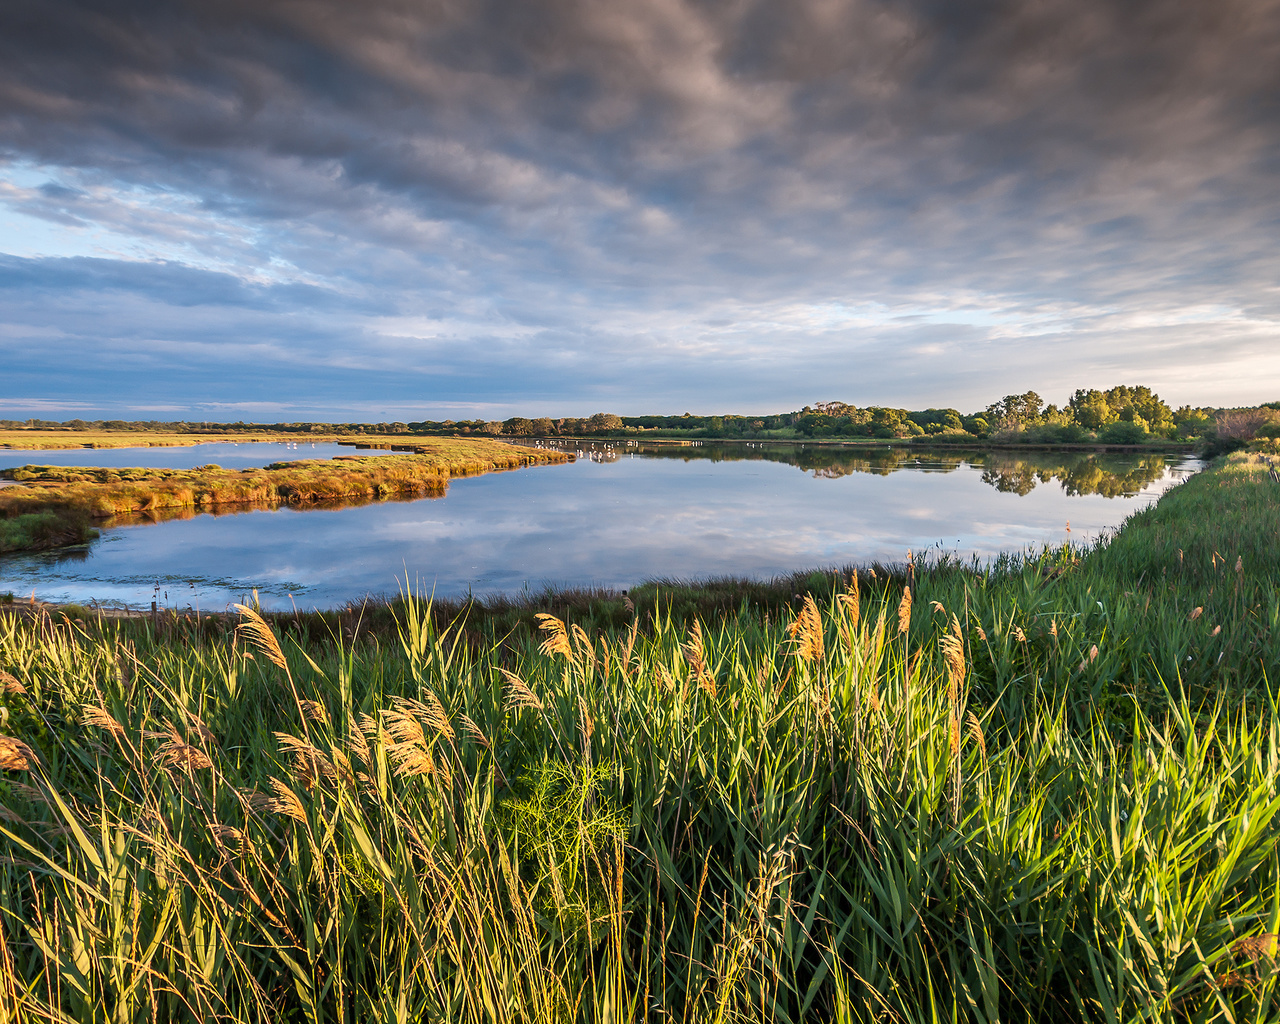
[0,441,568,554]
[1,452,1278,1022]
[0,429,453,451]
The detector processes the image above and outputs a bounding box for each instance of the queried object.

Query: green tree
[1105,385,1172,430]
[1173,406,1212,438]
[586,413,623,433]
[1067,389,1116,430]
[985,392,1044,430]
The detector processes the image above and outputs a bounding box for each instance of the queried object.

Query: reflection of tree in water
[634,443,1171,497]
[978,454,1169,497]
[637,444,966,478]
[979,464,1044,495]
[1056,456,1170,497]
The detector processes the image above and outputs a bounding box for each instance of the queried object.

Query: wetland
[0,440,1197,610]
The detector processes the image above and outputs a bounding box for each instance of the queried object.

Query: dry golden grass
[682,619,717,693]
[502,669,545,712]
[234,604,291,672]
[0,428,475,450]
[0,439,568,553]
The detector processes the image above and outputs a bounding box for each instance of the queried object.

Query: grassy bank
[0,440,569,554]
[1,453,1279,1023]
[0,429,451,451]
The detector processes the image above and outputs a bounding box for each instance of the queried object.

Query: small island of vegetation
[0,438,569,555]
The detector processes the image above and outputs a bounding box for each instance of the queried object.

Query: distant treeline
[6,387,1279,445]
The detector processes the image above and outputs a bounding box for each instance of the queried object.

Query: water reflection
[977,454,1175,497]
[1,443,1198,610]
[97,489,434,531]
[525,441,1188,497]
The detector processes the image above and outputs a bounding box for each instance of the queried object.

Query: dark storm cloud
[0,0,1278,416]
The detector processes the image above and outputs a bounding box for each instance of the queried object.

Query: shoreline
[1,427,1201,456]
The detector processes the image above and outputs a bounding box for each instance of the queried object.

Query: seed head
[234,604,290,673]
[0,735,33,772]
[501,669,544,712]
[787,596,825,664]
[896,588,912,636]
[535,613,574,659]
[683,619,717,692]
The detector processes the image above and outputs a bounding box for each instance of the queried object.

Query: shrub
[1215,408,1275,440]
[1200,435,1249,459]
[1100,420,1149,445]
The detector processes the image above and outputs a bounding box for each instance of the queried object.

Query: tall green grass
[1,452,1278,1022]
[0,509,98,555]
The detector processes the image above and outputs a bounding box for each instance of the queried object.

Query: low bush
[1099,419,1149,444]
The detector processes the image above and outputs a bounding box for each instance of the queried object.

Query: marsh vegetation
[0,441,568,555]
[1,453,1278,1022]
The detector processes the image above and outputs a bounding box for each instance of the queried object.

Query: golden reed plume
[682,619,716,694]
[234,604,292,678]
[0,735,33,772]
[896,587,912,636]
[535,613,574,659]
[787,595,825,664]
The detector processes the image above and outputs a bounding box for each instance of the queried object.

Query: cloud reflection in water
[0,447,1198,610]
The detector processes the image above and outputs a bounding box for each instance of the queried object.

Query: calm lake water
[0,442,1199,611]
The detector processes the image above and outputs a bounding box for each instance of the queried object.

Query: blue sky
[1,0,1277,420]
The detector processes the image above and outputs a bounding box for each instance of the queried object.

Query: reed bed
[0,442,568,554]
[0,431,455,451]
[1,452,1278,1022]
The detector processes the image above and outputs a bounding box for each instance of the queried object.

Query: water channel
[0,441,1199,611]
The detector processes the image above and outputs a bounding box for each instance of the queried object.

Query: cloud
[0,0,1277,417]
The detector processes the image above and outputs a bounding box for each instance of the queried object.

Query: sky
[1,0,1277,421]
